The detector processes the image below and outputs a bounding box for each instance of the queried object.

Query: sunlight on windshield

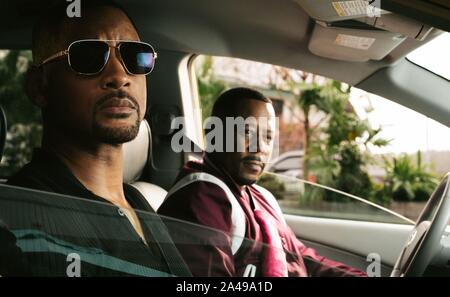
[258,172,415,225]
[407,32,450,80]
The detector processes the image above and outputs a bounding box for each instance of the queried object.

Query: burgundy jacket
[158,157,367,277]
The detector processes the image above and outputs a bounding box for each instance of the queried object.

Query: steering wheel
[391,173,450,276]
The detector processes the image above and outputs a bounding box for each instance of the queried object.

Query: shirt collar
[31,148,143,209]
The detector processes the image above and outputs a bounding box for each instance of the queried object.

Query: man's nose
[100,49,131,90]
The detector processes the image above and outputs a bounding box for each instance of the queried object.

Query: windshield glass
[257,172,414,225]
[407,32,450,80]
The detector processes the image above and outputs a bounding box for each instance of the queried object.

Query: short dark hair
[32,0,138,65]
[211,87,272,119]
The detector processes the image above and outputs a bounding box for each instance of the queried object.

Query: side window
[0,50,41,180]
[269,156,303,174]
[192,55,450,224]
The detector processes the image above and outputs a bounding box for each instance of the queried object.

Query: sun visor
[308,22,406,62]
[355,14,433,41]
[294,0,390,22]
[296,0,433,41]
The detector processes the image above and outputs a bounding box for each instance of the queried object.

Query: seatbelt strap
[253,184,286,226]
[165,172,246,255]
[128,185,192,276]
[165,173,285,255]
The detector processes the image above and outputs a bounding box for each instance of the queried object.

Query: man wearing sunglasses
[3,0,189,276]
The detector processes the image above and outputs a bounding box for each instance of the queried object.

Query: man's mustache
[95,91,140,114]
[241,156,263,163]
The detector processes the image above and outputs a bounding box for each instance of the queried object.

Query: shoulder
[252,184,274,199]
[6,162,50,191]
[251,184,286,223]
[6,149,71,193]
[163,172,234,209]
[158,172,235,225]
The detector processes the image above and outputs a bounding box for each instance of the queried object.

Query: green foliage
[196,56,227,122]
[297,83,335,181]
[2,123,42,177]
[296,80,436,206]
[301,80,389,204]
[0,50,39,124]
[257,173,286,199]
[370,182,391,207]
[333,144,373,201]
[0,50,42,178]
[383,151,439,202]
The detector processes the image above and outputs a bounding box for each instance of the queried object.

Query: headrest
[0,106,6,162]
[122,119,151,183]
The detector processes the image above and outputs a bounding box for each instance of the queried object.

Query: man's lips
[242,160,264,171]
[98,98,137,113]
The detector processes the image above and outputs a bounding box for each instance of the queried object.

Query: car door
[0,183,287,277]
[257,172,415,276]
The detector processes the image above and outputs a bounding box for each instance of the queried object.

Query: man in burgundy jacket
[158,87,366,277]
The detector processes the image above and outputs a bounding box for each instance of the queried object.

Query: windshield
[407,32,450,80]
[258,172,414,225]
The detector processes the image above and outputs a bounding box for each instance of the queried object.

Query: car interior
[1,0,450,277]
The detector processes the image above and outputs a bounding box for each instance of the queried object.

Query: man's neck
[204,154,247,191]
[42,140,129,208]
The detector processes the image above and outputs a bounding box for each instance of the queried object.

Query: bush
[0,123,42,177]
[383,151,438,202]
[257,174,286,200]
[0,50,42,178]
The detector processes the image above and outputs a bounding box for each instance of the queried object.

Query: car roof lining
[0,0,442,84]
[356,58,450,127]
[0,0,448,126]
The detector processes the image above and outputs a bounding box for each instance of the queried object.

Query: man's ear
[25,66,49,108]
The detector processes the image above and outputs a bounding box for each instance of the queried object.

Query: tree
[195,56,227,122]
[0,50,42,177]
[308,81,390,203]
[297,82,334,182]
[266,67,328,181]
[0,50,39,124]
[263,66,390,202]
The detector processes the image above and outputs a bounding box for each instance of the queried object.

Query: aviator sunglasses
[37,39,157,76]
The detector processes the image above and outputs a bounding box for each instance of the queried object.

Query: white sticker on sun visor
[334,34,375,50]
[332,1,371,17]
